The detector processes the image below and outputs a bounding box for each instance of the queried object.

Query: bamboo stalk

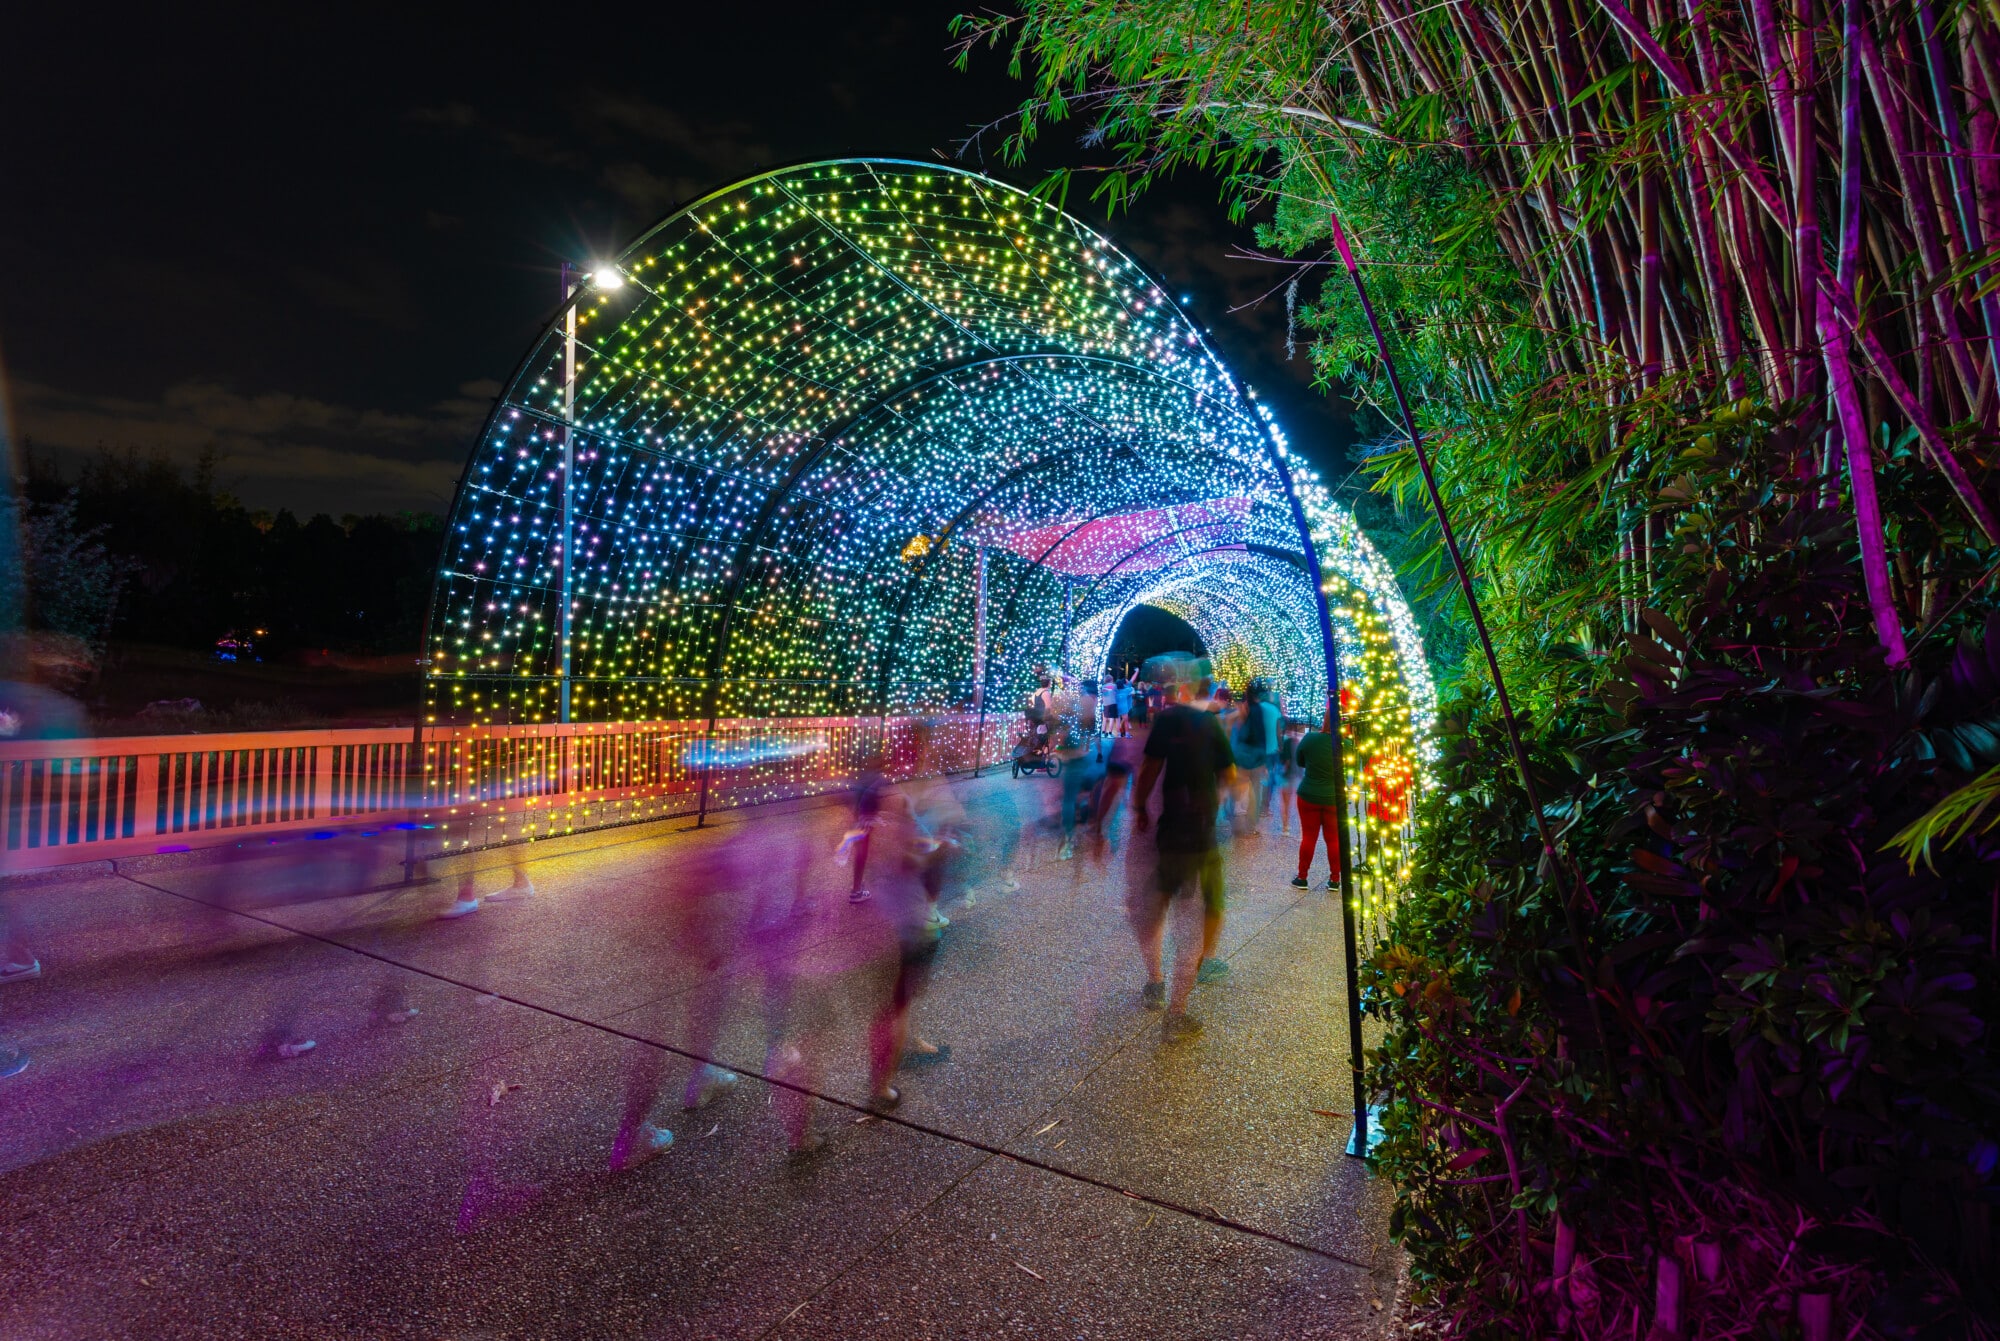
[1918,0,2000,390]
[1858,20,1985,407]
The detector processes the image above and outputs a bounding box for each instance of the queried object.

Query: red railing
[0,714,1013,872]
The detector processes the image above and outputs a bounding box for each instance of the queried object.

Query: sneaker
[1056,839,1075,861]
[1140,980,1167,1011]
[613,1123,675,1170]
[1196,958,1231,984]
[1161,1012,1203,1042]
[385,1006,420,1025]
[682,1064,740,1110]
[1289,876,1309,889]
[439,897,481,920]
[904,1042,951,1067]
[869,1085,902,1111]
[487,876,535,903]
[277,1039,317,1059]
[0,959,42,985]
[848,887,872,904]
[1326,878,1341,892]
[925,908,950,931]
[788,1131,828,1158]
[0,1047,26,1079]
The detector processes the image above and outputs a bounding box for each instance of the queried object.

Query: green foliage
[1891,762,2000,869]
[14,493,132,655]
[1366,423,1999,1335]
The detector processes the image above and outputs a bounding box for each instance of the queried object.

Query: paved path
[0,772,1397,1339]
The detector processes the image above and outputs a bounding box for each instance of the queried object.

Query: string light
[425,160,1435,885]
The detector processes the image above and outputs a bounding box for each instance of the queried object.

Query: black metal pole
[1326,209,1652,1220]
[1264,436,1369,1157]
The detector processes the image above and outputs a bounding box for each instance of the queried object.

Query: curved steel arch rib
[424,156,1428,749]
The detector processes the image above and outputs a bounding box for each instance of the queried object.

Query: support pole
[1263,433,1368,1158]
[1059,576,1073,674]
[972,545,988,711]
[972,545,989,776]
[1325,209,1652,1222]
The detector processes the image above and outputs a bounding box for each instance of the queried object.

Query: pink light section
[979,496,1251,577]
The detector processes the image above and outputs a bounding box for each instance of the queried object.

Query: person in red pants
[1289,711,1342,890]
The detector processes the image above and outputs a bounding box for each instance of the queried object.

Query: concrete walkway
[0,772,1398,1339]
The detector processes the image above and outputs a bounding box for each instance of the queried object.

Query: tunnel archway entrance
[422,158,1432,913]
[1105,605,1206,676]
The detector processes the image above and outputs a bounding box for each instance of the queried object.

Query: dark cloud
[581,94,769,166]
[407,99,585,170]
[0,1,1357,518]
[407,101,479,130]
[600,162,703,218]
[11,377,479,515]
[288,258,422,330]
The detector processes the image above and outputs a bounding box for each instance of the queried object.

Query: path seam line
[113,869,1375,1273]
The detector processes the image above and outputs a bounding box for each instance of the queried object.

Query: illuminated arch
[425,160,1434,818]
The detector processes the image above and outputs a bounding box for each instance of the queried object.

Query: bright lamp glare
[591,267,624,289]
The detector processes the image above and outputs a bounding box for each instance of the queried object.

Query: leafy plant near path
[1368,425,1998,1336]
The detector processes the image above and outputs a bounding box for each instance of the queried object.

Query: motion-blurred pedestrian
[842,750,890,904]
[865,794,942,1109]
[1129,658,1235,1039]
[1291,710,1343,891]
[1276,718,1306,836]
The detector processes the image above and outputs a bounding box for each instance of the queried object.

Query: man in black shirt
[1130,674,1235,1040]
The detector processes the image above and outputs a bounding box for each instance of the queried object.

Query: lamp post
[558,262,625,728]
[558,264,578,727]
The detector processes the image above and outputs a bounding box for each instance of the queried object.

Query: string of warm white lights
[425,160,1433,891]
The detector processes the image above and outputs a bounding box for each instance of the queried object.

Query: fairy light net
[425,160,1433,880]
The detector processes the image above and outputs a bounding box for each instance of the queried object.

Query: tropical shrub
[1368,420,1998,1335]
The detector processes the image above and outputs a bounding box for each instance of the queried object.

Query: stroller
[1010,714,1062,778]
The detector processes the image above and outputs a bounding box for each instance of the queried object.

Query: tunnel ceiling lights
[425,158,1436,840]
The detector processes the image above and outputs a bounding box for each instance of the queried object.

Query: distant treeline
[15,447,443,656]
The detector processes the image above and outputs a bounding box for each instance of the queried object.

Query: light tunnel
[423,159,1433,853]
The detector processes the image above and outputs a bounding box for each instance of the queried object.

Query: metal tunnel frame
[425,159,1438,1149]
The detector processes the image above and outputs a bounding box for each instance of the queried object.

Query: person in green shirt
[1290,711,1343,891]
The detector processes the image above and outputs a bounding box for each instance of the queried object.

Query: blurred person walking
[1251,684,1282,820]
[0,893,32,1077]
[865,794,943,1109]
[439,840,536,920]
[842,751,890,904]
[1276,718,1306,836]
[1091,726,1144,848]
[610,822,750,1170]
[1054,710,1102,862]
[750,807,842,1155]
[905,723,966,931]
[0,676,84,1078]
[1129,658,1235,1038]
[1290,711,1343,891]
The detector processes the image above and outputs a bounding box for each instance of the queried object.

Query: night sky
[0,2,1358,518]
